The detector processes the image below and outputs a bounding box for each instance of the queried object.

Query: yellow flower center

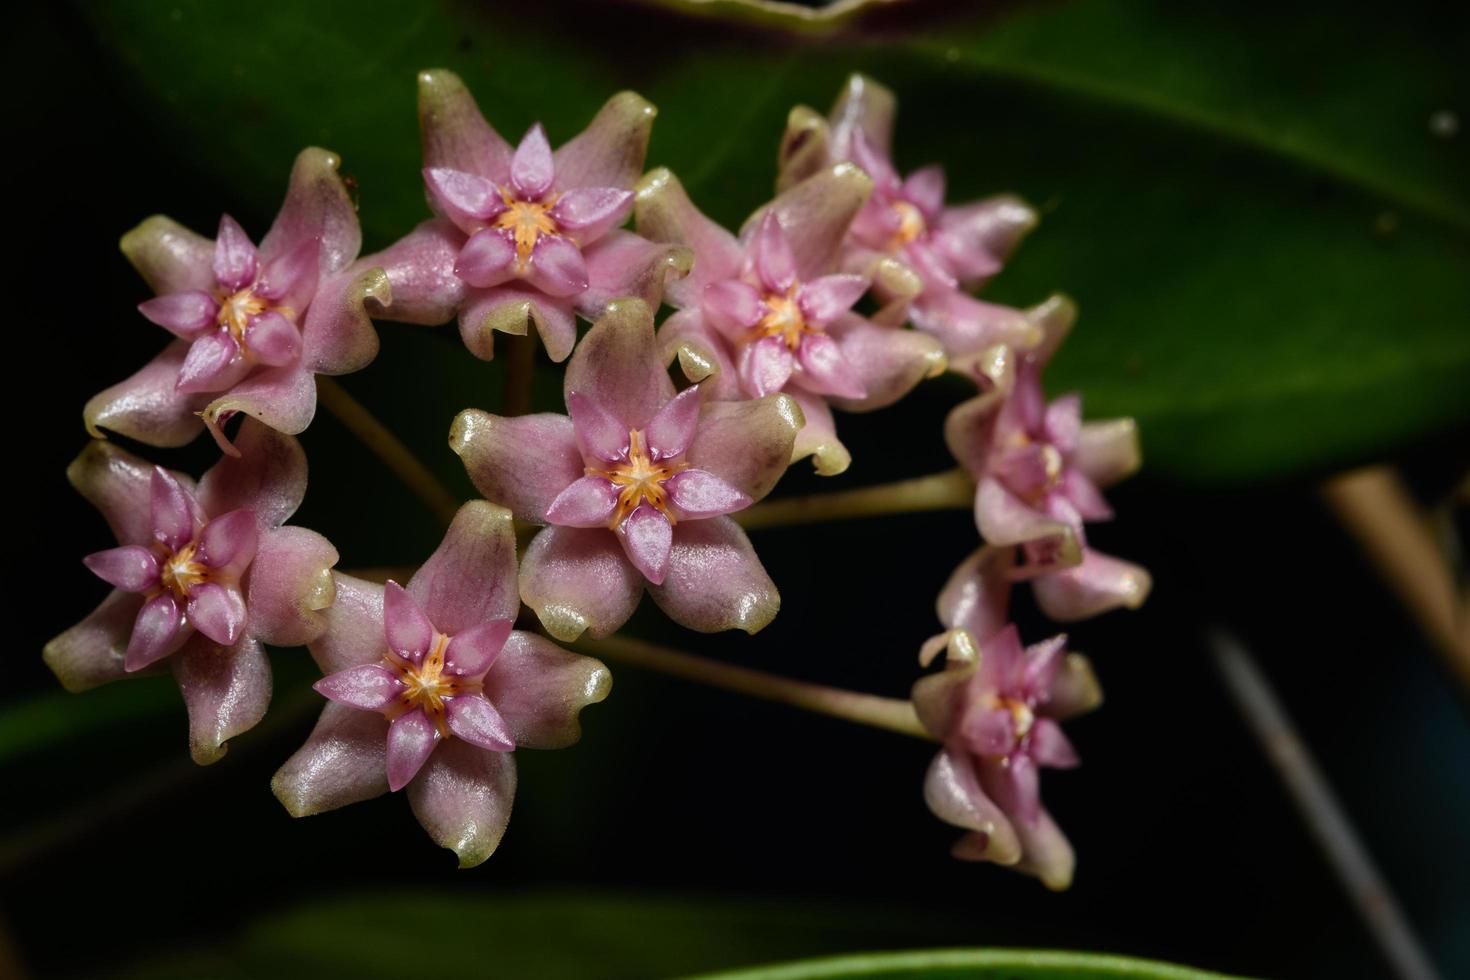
[387,633,478,738]
[157,542,209,601]
[588,429,686,529]
[996,696,1035,742]
[754,288,815,352]
[891,200,927,249]
[494,191,561,267]
[215,287,293,356]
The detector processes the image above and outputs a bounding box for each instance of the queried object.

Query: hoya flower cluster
[45,69,1147,879]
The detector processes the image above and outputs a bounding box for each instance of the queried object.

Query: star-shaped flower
[451,298,801,641]
[272,502,611,867]
[86,148,388,454]
[44,421,339,763]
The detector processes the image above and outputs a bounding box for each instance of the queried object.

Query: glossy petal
[84,342,208,447]
[750,211,796,293]
[177,331,249,395]
[647,517,778,634]
[752,163,872,281]
[259,147,362,275]
[120,215,215,295]
[909,292,1041,359]
[825,315,945,412]
[66,441,165,544]
[359,219,467,326]
[645,384,702,459]
[576,231,692,319]
[519,525,643,642]
[984,753,1041,825]
[922,748,1021,865]
[1047,653,1105,720]
[903,165,946,218]
[256,238,320,312]
[1029,718,1080,769]
[933,194,1038,287]
[828,74,897,163]
[943,389,1006,476]
[787,387,850,477]
[974,477,1081,567]
[659,308,741,399]
[459,285,577,363]
[272,702,389,817]
[212,214,259,290]
[510,124,555,200]
[197,418,308,532]
[563,298,674,430]
[43,590,143,693]
[197,508,259,573]
[665,469,750,520]
[450,409,583,523]
[407,501,521,632]
[554,91,655,191]
[201,364,317,453]
[83,545,159,593]
[1010,806,1076,892]
[125,593,187,671]
[424,167,505,232]
[384,581,434,663]
[795,332,865,400]
[406,738,516,868]
[139,291,218,339]
[247,525,339,647]
[937,546,1013,643]
[634,168,742,307]
[524,235,589,297]
[307,573,385,676]
[545,476,620,528]
[456,228,517,288]
[1033,549,1152,621]
[568,391,632,461]
[301,265,390,377]
[172,634,271,765]
[797,274,868,325]
[548,187,634,239]
[315,664,405,712]
[702,279,765,334]
[443,620,515,678]
[242,312,301,368]
[484,631,611,750]
[150,466,199,551]
[187,582,247,645]
[445,696,515,751]
[417,69,513,182]
[618,504,673,584]
[1060,468,1114,522]
[387,709,441,791]
[683,394,802,502]
[739,335,794,398]
[1075,419,1142,488]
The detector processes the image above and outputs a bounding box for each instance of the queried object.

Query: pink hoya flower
[272,501,611,868]
[451,298,801,641]
[44,421,339,763]
[85,148,389,454]
[357,70,690,363]
[636,164,944,476]
[777,74,1053,382]
[945,360,1151,620]
[914,547,1102,890]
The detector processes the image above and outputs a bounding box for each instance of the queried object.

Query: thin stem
[578,633,932,740]
[1320,466,1470,696]
[317,377,460,527]
[502,332,536,417]
[736,467,974,531]
[1209,630,1441,980]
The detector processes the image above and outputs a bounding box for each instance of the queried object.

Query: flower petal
[300,265,390,377]
[125,593,188,671]
[738,335,795,398]
[797,274,868,325]
[787,388,850,477]
[510,123,555,200]
[937,546,1013,643]
[943,389,1005,476]
[659,308,741,398]
[450,410,583,524]
[247,525,339,647]
[150,466,199,551]
[702,280,765,335]
[750,163,872,281]
[138,291,218,339]
[458,285,577,363]
[1075,418,1142,489]
[201,365,317,453]
[83,342,208,448]
[418,69,513,182]
[962,707,1017,757]
[902,165,946,218]
[982,753,1041,825]
[197,417,308,532]
[974,477,1080,566]
[795,331,865,400]
[259,147,362,275]
[358,219,466,326]
[827,73,897,165]
[1046,652,1104,721]
[545,475,620,528]
[1028,718,1080,769]
[1033,549,1152,621]
[909,292,1041,359]
[563,298,674,429]
[933,194,1038,287]
[617,504,673,585]
[665,469,750,521]
[172,633,271,764]
[271,702,389,817]
[212,214,259,291]
[1010,805,1076,892]
[256,237,320,312]
[749,211,797,293]
[176,332,249,395]
[198,507,258,572]
[424,167,506,232]
[524,235,589,298]
[43,590,143,693]
[445,695,515,751]
[387,709,441,792]
[922,747,1021,865]
[484,631,611,750]
[83,545,159,593]
[384,581,434,663]
[554,91,656,191]
[645,384,702,459]
[519,525,643,642]
[634,168,741,308]
[575,231,692,319]
[307,573,385,675]
[315,663,405,712]
[443,620,514,678]
[683,394,802,502]
[244,311,301,367]
[549,187,633,239]
[567,391,632,461]
[121,215,215,295]
[186,582,248,646]
[647,517,778,634]
[407,501,521,632]
[825,314,945,412]
[1059,468,1113,522]
[406,737,516,868]
[456,228,517,289]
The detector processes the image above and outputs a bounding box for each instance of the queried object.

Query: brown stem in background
[737,467,974,531]
[502,333,536,417]
[1320,466,1469,695]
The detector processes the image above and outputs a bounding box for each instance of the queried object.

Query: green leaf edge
[685,948,1252,980]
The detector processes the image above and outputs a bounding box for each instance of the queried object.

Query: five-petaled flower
[272,502,611,868]
[86,148,388,454]
[636,163,944,476]
[357,70,690,363]
[451,298,801,641]
[45,420,339,763]
[945,361,1150,620]
[914,547,1102,890]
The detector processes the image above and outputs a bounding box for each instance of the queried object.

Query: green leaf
[78,0,1470,481]
[0,679,178,767]
[691,948,1245,980]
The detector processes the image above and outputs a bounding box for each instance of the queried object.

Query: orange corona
[588,429,686,529]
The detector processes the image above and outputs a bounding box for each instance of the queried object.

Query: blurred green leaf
[693,948,1243,979]
[79,0,1469,481]
[0,679,177,766]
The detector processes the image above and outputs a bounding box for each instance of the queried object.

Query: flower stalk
[736,467,974,530]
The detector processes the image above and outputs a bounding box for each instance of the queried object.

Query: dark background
[5,3,1468,978]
